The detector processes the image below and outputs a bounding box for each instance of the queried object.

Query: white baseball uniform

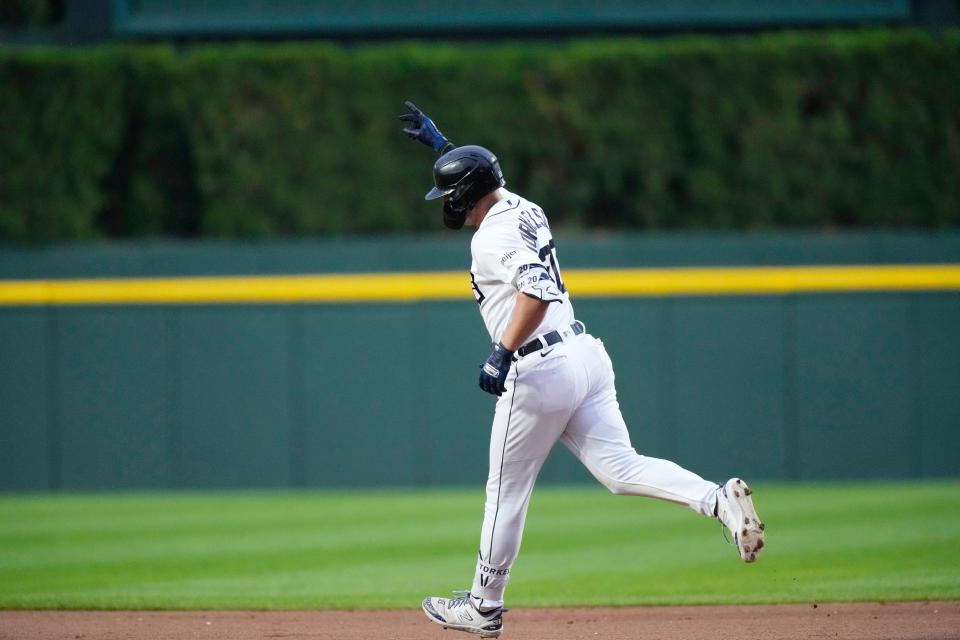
[467,191,721,609]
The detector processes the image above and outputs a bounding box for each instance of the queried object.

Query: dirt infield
[2,602,958,640]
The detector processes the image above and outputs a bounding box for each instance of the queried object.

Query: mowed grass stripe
[1,264,959,305]
[0,482,957,609]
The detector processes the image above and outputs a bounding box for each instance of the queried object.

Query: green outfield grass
[0,482,958,610]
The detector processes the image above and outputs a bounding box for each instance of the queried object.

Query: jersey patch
[516,263,563,302]
[516,263,545,276]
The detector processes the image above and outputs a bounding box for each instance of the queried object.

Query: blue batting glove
[479,342,513,396]
[399,100,453,153]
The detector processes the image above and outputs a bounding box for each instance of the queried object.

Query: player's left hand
[479,342,514,396]
[399,100,451,152]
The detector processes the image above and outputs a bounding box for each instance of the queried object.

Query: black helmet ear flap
[442,198,466,229]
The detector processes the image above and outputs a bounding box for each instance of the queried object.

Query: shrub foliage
[1,29,958,241]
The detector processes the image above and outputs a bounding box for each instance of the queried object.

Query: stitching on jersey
[485,198,520,219]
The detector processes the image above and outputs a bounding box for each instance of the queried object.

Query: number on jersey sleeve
[537,239,566,294]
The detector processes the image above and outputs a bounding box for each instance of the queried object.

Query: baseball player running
[400,101,765,638]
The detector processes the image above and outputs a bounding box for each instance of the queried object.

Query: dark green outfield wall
[1,231,959,491]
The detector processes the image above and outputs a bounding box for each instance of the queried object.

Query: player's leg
[469,355,581,609]
[559,335,718,515]
[558,334,765,561]
[423,357,581,636]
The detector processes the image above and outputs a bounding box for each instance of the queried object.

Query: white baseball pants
[470,332,719,608]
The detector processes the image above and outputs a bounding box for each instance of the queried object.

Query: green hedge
[0,0,60,28]
[0,50,126,240]
[1,29,958,241]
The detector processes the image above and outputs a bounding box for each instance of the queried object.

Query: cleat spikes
[716,478,766,564]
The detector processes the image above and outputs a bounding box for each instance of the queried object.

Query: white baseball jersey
[469,192,575,345]
[464,191,721,612]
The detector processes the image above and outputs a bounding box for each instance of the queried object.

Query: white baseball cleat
[422,591,506,638]
[716,477,766,563]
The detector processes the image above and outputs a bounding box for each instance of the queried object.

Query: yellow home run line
[0,265,959,305]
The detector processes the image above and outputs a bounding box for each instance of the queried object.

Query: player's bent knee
[601,478,634,496]
[592,454,646,496]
